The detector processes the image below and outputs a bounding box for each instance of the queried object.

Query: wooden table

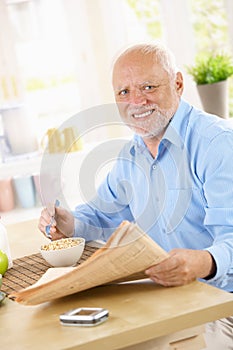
[1,220,233,350]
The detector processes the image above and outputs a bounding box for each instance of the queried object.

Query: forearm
[72,201,134,241]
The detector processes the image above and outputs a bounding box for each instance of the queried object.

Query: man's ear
[175,72,184,96]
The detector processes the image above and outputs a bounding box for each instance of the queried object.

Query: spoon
[45,199,60,239]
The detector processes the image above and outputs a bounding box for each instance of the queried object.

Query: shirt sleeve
[200,131,233,290]
[72,153,134,242]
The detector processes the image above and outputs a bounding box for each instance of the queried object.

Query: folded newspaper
[9,221,168,305]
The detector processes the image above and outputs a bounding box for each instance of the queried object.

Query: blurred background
[1,0,233,131]
[0,0,233,223]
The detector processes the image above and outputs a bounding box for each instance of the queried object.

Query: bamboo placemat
[1,244,98,296]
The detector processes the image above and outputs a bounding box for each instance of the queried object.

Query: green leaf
[186,52,233,85]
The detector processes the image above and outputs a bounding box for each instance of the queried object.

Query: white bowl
[40,237,85,267]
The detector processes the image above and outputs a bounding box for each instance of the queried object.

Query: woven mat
[1,244,98,296]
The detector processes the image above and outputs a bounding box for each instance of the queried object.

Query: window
[1,0,233,151]
[5,0,80,139]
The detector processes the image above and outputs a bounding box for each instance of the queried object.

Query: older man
[39,43,233,349]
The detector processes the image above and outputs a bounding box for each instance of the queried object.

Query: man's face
[112,51,183,139]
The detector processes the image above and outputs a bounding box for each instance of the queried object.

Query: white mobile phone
[60,307,109,326]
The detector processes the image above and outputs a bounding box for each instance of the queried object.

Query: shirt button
[152,164,156,170]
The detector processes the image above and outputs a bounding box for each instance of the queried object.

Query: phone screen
[74,309,96,316]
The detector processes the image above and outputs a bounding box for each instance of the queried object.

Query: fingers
[38,205,74,240]
[145,255,177,276]
[38,208,51,234]
[145,251,196,287]
[145,262,183,287]
[49,230,66,241]
[148,275,182,287]
[54,207,75,237]
[38,207,58,239]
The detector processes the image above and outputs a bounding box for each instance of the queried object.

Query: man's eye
[143,85,157,91]
[119,89,128,96]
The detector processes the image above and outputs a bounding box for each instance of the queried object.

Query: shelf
[0,152,42,178]
[1,206,42,226]
[0,143,99,178]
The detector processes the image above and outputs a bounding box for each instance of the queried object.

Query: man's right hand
[38,206,75,241]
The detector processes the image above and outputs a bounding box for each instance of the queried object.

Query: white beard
[126,104,175,139]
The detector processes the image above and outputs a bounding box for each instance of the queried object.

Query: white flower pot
[197,80,229,119]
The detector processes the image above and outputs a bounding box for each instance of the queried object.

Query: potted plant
[186,52,233,118]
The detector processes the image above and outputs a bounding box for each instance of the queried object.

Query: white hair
[113,42,178,79]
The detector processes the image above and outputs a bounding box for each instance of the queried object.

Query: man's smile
[131,109,155,119]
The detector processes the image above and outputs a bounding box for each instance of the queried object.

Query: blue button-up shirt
[73,99,233,292]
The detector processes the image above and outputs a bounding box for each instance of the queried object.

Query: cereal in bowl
[41,238,83,251]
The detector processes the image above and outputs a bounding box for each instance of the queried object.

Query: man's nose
[129,89,147,105]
